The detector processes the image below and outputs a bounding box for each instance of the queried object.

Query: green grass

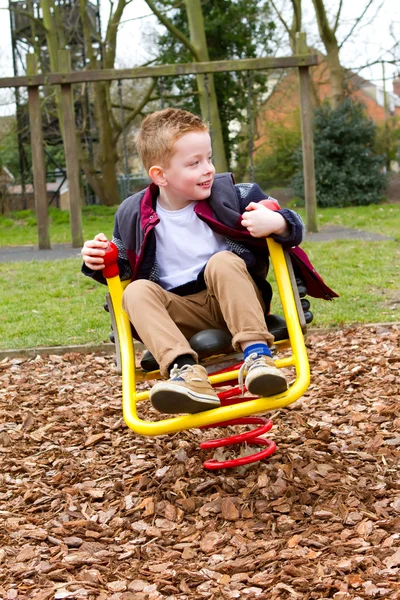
[0,204,399,349]
[0,258,110,349]
[269,240,400,328]
[1,203,398,247]
[296,204,400,239]
[0,205,118,246]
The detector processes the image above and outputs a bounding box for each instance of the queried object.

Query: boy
[82,108,305,415]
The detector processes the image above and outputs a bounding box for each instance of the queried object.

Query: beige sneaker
[150,364,220,414]
[239,353,288,397]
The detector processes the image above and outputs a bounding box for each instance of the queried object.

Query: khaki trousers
[122,251,274,377]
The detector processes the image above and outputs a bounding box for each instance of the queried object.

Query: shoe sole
[246,373,288,397]
[150,383,220,415]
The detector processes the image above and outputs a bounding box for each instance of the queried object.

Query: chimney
[393,74,400,97]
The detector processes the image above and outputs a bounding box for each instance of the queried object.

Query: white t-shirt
[155,200,230,290]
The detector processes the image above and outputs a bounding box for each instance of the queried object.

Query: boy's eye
[189,160,199,166]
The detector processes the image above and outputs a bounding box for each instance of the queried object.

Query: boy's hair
[136,108,208,171]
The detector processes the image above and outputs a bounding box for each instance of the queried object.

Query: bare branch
[269,0,292,39]
[79,0,97,67]
[113,78,157,142]
[144,0,199,60]
[350,58,400,72]
[333,0,343,33]
[105,0,130,69]
[119,5,175,25]
[291,0,302,33]
[339,0,381,50]
[4,7,48,32]
[312,0,336,47]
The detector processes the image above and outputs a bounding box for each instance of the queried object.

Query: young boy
[82,108,305,415]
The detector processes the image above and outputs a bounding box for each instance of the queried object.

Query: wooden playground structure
[0,33,319,249]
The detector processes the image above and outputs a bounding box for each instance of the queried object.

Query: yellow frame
[105,239,310,436]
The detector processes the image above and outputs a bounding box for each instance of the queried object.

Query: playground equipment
[102,234,313,470]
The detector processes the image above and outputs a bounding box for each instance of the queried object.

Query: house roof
[0,166,15,182]
[307,48,400,107]
[7,182,61,194]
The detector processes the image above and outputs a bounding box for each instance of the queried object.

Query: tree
[254,120,302,188]
[270,0,301,54]
[145,0,227,172]
[309,0,345,108]
[270,0,380,108]
[293,99,387,207]
[375,116,400,170]
[10,0,157,205]
[146,0,276,172]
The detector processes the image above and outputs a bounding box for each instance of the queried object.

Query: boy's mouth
[197,180,212,187]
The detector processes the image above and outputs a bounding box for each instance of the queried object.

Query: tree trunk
[93,82,120,206]
[79,0,123,205]
[184,0,228,173]
[311,0,345,108]
[325,44,345,108]
[271,0,319,106]
[40,0,64,138]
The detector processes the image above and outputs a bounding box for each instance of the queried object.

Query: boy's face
[160,131,215,204]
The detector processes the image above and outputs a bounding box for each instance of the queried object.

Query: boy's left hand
[241,202,289,238]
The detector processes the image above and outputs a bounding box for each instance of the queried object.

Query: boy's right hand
[81,233,109,271]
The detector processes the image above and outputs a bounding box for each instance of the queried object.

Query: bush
[375,116,400,168]
[293,99,387,207]
[254,122,301,189]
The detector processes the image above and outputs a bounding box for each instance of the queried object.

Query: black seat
[105,271,314,373]
[140,313,296,372]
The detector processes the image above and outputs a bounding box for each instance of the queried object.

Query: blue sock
[243,343,272,360]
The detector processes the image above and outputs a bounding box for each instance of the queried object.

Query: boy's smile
[154,131,215,210]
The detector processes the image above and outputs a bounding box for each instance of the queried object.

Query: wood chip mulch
[0,325,399,600]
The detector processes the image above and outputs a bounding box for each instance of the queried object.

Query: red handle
[102,241,119,279]
[259,198,280,211]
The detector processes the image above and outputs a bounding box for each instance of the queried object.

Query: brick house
[256,58,400,152]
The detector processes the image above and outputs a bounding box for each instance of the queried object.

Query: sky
[0,0,399,115]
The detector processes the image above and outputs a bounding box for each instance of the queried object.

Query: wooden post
[26,54,50,249]
[296,33,318,233]
[58,49,83,248]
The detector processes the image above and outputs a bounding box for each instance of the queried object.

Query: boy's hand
[241,202,289,238]
[81,233,109,271]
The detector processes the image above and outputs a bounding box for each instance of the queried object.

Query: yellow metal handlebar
[106,239,310,436]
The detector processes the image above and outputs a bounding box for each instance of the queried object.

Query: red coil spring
[200,376,277,470]
[201,416,276,470]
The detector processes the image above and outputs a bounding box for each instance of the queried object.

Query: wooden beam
[26,54,50,250]
[58,49,83,249]
[296,33,318,233]
[0,55,320,88]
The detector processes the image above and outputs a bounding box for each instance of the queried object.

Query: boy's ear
[148,165,167,187]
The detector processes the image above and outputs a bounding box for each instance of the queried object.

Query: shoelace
[238,352,260,395]
[169,364,203,382]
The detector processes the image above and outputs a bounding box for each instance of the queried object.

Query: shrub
[293,99,387,207]
[254,122,301,188]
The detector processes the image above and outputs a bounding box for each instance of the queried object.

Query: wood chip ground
[0,325,399,600]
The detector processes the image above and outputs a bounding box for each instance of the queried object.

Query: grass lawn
[0,204,399,350]
[0,258,110,350]
[1,203,399,247]
[0,205,118,247]
[296,203,400,239]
